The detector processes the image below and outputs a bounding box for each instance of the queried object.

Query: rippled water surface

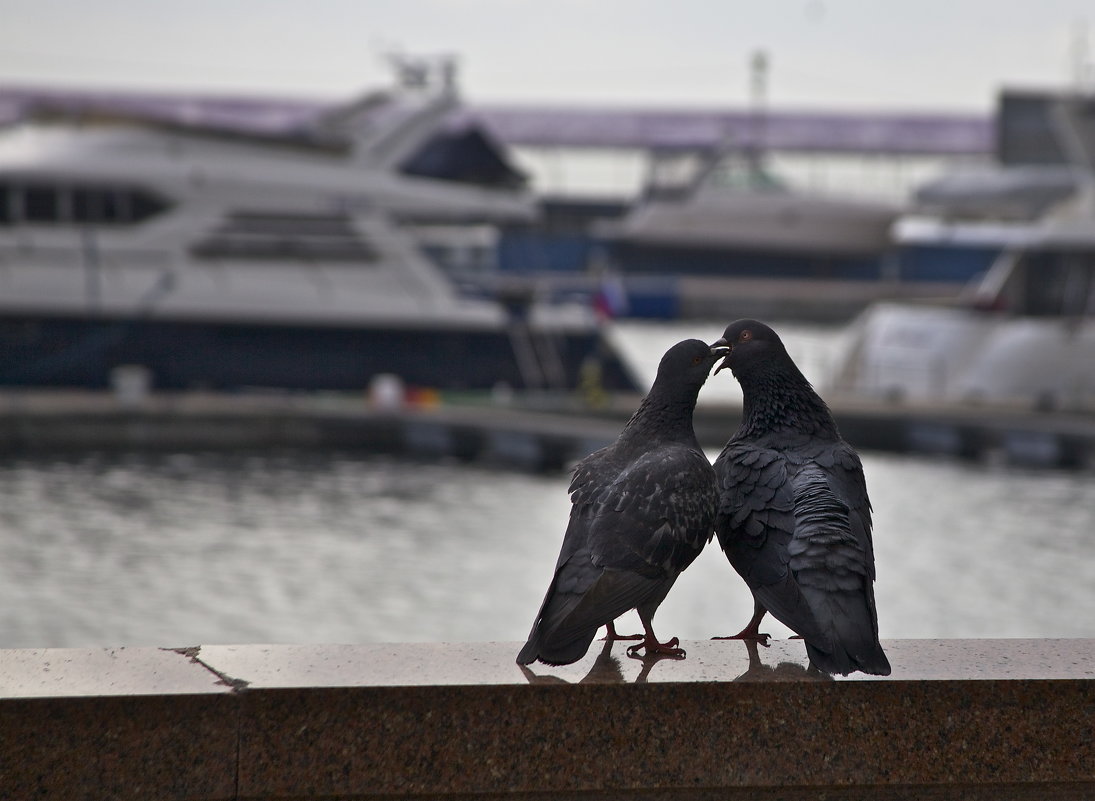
[1,447,1093,649]
[3,320,1093,649]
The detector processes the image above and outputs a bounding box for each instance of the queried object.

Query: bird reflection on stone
[517,339,722,666]
[710,320,891,676]
[731,639,834,683]
[517,639,670,684]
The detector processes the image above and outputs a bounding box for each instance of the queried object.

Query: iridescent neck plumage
[734,359,837,441]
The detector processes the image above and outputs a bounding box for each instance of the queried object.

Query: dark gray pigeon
[710,320,890,676]
[517,339,722,666]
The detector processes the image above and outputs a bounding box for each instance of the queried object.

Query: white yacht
[0,60,638,394]
[588,148,907,320]
[830,92,1095,411]
[603,151,898,254]
[595,149,902,277]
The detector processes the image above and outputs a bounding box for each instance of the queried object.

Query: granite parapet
[0,639,1092,800]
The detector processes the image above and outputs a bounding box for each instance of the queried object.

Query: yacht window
[1021,251,1095,317]
[128,190,166,222]
[0,181,169,226]
[73,188,119,223]
[23,185,60,222]
[71,187,167,224]
[192,212,378,261]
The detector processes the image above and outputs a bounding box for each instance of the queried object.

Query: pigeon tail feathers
[799,584,891,675]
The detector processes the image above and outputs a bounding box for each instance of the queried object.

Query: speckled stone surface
[0,645,233,698]
[0,639,1092,799]
[0,693,238,800]
[225,640,1095,800]
[0,646,235,800]
[197,638,1095,686]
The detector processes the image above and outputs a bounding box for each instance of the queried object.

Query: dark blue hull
[894,243,1002,283]
[0,314,638,393]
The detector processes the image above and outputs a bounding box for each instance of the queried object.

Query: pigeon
[517,339,723,666]
[710,320,890,676]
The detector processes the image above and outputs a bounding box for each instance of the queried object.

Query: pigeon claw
[712,605,771,645]
[712,631,772,646]
[601,621,644,642]
[600,631,643,642]
[626,636,686,660]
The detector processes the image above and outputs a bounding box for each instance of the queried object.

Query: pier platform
[1,390,1094,470]
[1,639,1092,799]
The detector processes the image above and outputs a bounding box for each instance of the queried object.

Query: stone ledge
[1,639,1093,800]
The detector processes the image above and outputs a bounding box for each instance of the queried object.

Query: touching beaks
[710,338,731,373]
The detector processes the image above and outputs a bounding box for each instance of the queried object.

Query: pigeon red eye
[739,330,752,342]
[692,355,704,364]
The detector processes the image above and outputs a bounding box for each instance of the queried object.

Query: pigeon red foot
[712,602,770,645]
[600,621,643,642]
[626,634,685,659]
[625,617,686,659]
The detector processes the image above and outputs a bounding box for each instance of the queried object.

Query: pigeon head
[710,319,836,438]
[710,319,787,378]
[656,338,724,388]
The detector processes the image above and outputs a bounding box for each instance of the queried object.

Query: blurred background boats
[1,11,1095,654]
[3,60,1093,415]
[0,56,638,395]
[832,89,1095,411]
[463,55,995,322]
[1,54,996,334]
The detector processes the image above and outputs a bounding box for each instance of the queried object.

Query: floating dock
[1,391,1093,470]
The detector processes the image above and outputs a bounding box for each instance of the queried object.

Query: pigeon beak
[710,338,731,374]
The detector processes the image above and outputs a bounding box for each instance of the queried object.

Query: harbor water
[1,321,1093,649]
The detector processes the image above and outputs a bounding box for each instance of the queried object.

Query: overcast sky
[2,1,1093,112]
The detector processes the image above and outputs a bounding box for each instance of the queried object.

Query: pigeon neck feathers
[620,373,704,449]
[735,354,838,441]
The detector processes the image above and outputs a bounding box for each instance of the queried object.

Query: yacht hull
[0,313,636,393]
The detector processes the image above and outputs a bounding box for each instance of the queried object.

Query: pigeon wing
[789,444,889,675]
[714,442,829,645]
[587,445,717,577]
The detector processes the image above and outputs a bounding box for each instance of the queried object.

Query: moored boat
[0,59,639,395]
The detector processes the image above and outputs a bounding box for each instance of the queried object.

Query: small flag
[593,273,628,320]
